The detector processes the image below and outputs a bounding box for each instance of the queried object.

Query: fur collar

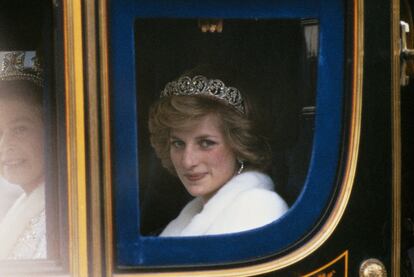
[160,171,277,236]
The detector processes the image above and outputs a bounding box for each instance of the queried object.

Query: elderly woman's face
[169,114,237,202]
[0,98,44,192]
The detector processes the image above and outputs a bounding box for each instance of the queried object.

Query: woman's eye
[13,126,29,136]
[199,139,216,149]
[170,140,185,149]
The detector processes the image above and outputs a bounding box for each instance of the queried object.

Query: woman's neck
[21,180,44,195]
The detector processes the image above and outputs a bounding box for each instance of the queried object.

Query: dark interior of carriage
[134,19,318,235]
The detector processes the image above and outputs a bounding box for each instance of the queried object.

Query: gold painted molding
[302,251,348,277]
[63,0,89,276]
[98,0,115,276]
[83,0,105,275]
[101,0,364,276]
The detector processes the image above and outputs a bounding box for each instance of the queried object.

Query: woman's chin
[3,175,22,186]
[2,173,43,192]
[184,185,217,201]
[184,184,207,198]
[186,188,204,198]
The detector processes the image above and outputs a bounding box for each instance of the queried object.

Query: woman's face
[169,114,237,202]
[0,98,44,192]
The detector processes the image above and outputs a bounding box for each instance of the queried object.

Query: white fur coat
[160,171,288,236]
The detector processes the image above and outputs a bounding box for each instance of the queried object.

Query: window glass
[0,0,64,271]
[136,19,318,236]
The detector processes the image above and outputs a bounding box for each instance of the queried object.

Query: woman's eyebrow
[169,134,219,140]
[169,135,182,140]
[9,117,35,124]
[195,135,218,140]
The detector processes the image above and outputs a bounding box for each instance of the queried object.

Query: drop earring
[237,159,244,175]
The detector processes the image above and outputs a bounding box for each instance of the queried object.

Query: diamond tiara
[160,75,245,114]
[0,51,43,87]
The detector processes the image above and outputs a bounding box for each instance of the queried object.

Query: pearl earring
[237,160,244,175]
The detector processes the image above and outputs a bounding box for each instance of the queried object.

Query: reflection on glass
[149,67,289,236]
[0,51,46,259]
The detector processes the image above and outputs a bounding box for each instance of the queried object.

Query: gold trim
[63,0,89,275]
[391,0,401,276]
[301,250,348,277]
[99,0,115,275]
[84,0,104,275]
[102,0,364,276]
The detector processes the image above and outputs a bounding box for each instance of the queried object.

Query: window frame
[103,0,364,273]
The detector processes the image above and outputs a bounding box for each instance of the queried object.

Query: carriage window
[111,0,346,269]
[0,0,66,273]
[136,19,318,236]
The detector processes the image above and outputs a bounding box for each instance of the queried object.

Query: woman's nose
[181,146,199,169]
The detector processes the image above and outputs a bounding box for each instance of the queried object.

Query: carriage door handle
[401,21,414,86]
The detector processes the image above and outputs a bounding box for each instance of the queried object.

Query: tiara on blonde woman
[0,51,43,87]
[160,75,245,114]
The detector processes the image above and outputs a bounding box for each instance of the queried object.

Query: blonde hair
[148,95,271,174]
